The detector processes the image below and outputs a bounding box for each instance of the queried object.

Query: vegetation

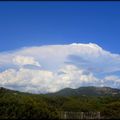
[0,87,120,119]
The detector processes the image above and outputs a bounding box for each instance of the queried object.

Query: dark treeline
[0,88,120,119]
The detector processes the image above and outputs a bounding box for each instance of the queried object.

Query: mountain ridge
[47,86,120,96]
[1,86,120,97]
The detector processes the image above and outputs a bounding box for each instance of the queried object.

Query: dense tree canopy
[0,88,120,119]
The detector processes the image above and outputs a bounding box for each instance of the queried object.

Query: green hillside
[47,86,120,97]
[1,87,120,119]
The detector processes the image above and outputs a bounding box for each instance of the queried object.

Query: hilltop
[47,86,120,97]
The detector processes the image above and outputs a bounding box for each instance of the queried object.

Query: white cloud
[0,43,120,73]
[0,64,99,93]
[0,68,54,93]
[54,64,98,91]
[0,43,120,93]
[13,55,41,67]
[103,75,120,88]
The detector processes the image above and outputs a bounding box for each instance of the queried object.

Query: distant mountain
[47,86,120,96]
[1,86,120,97]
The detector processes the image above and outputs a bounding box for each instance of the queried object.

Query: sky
[0,2,120,93]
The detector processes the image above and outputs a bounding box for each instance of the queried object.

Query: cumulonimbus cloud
[0,43,120,93]
[0,65,99,93]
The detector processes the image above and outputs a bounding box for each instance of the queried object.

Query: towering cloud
[0,43,120,93]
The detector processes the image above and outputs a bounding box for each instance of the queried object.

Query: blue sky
[0,1,120,53]
[1,2,120,93]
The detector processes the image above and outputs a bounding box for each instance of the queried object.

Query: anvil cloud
[0,43,120,93]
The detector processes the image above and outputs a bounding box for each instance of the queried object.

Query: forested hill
[1,86,120,119]
[1,86,120,97]
[47,86,120,97]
